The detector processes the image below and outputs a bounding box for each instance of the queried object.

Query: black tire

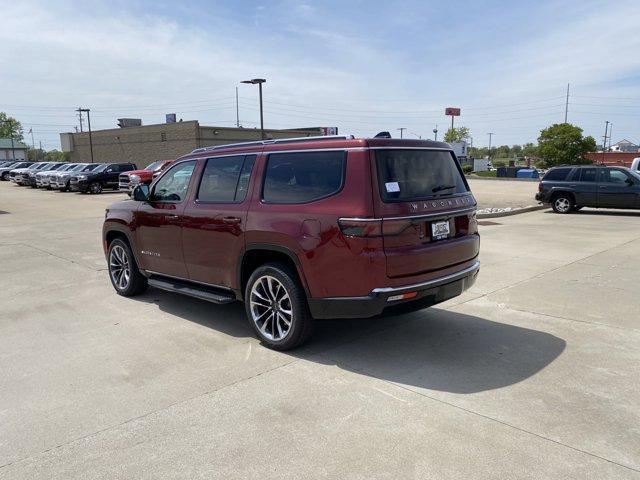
[552,193,574,214]
[244,262,314,350]
[89,181,102,194]
[1,172,8,181]
[107,238,148,296]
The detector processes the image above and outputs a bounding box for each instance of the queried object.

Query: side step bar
[148,275,236,304]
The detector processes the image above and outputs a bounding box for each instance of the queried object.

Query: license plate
[431,220,450,240]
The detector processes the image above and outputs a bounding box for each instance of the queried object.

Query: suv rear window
[263,151,345,203]
[374,149,467,202]
[543,168,572,181]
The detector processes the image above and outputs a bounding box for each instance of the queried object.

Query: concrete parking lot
[467,177,540,209]
[1,182,639,479]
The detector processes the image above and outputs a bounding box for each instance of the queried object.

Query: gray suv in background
[536,165,640,213]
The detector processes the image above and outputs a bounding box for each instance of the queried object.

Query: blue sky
[1,0,640,150]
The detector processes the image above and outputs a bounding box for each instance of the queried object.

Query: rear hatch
[371,148,479,278]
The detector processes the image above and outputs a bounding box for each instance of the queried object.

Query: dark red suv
[102,136,480,349]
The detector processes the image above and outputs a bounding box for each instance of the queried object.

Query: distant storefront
[0,138,29,161]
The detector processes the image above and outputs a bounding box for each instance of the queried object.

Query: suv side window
[119,164,135,172]
[543,168,572,181]
[197,155,256,203]
[601,169,630,183]
[580,168,597,182]
[262,151,345,204]
[151,160,196,203]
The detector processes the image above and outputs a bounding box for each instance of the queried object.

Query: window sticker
[385,181,400,193]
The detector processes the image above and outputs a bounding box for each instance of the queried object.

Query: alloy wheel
[249,275,293,341]
[109,245,131,290]
[554,197,570,213]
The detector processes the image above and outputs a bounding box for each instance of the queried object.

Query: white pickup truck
[631,157,640,173]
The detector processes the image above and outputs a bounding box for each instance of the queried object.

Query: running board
[148,275,236,304]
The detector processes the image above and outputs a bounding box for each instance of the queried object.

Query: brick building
[584,151,639,167]
[60,121,325,169]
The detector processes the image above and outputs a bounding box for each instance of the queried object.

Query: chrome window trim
[339,207,476,223]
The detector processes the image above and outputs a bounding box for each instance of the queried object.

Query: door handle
[166,214,179,220]
[599,186,607,189]
[222,216,241,224]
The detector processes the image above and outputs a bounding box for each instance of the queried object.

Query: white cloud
[1,0,639,148]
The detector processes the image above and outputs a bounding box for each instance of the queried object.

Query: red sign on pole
[445,107,461,116]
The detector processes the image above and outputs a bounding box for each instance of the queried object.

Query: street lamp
[241,78,266,140]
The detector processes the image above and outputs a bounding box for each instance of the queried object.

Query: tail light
[338,218,414,238]
[468,212,478,234]
[338,218,382,237]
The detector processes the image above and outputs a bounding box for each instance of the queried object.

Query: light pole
[487,133,494,160]
[433,124,438,141]
[241,78,266,139]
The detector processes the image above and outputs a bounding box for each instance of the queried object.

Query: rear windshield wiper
[432,184,456,193]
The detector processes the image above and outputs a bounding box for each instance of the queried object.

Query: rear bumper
[535,192,550,203]
[308,261,480,319]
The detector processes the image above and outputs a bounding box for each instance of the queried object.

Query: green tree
[27,148,46,161]
[0,112,24,142]
[444,126,470,143]
[43,149,70,162]
[537,123,596,167]
[522,142,539,157]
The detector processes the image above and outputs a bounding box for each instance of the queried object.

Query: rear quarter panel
[245,149,380,297]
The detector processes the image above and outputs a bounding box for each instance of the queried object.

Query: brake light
[338,219,382,237]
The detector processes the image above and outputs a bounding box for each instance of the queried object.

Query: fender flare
[237,243,310,300]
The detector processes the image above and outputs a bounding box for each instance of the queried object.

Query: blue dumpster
[516,168,540,179]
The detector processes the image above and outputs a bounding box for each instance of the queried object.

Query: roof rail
[191,135,354,154]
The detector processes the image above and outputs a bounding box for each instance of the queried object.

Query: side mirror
[132,184,150,201]
[626,178,635,186]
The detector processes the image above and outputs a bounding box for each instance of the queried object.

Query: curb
[477,204,548,219]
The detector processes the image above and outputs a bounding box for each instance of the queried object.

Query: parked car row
[0,161,140,194]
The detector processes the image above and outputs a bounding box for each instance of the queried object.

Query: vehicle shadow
[132,290,565,394]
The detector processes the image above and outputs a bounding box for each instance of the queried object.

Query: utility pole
[608,123,613,151]
[397,127,406,139]
[602,121,609,164]
[30,128,35,149]
[564,83,570,123]
[433,124,438,141]
[78,108,94,163]
[235,86,240,127]
[487,133,494,160]
[76,107,84,132]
